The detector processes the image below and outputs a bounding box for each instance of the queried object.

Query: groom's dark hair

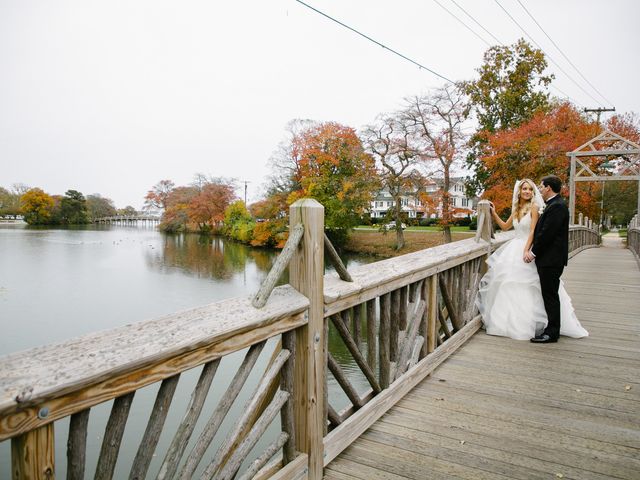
[541,175,562,193]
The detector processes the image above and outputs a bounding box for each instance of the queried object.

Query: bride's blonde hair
[512,178,537,221]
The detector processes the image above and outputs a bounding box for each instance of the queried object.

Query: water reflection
[0,225,382,476]
[145,234,278,281]
[143,232,375,285]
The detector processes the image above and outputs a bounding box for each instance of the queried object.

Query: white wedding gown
[476,212,588,340]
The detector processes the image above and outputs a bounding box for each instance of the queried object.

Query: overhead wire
[516,0,614,107]
[438,0,578,106]
[293,0,455,84]
[493,0,601,108]
[448,0,504,46]
[432,0,492,47]
[294,0,582,115]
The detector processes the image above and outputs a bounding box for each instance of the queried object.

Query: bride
[476,179,588,340]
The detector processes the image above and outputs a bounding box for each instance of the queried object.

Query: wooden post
[289,199,325,480]
[477,200,492,242]
[569,154,576,224]
[366,299,376,373]
[389,289,400,363]
[476,200,492,282]
[11,424,55,479]
[578,212,583,226]
[637,181,640,222]
[427,275,438,353]
[419,279,429,359]
[379,293,391,389]
[475,200,492,243]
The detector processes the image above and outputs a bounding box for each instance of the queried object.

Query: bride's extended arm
[524,208,539,255]
[490,202,513,231]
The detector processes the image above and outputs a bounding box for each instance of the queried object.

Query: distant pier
[94,215,161,227]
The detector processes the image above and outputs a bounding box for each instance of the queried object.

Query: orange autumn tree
[595,113,640,224]
[480,102,599,217]
[606,112,640,144]
[284,121,380,244]
[188,180,236,232]
[154,176,236,233]
[20,188,55,225]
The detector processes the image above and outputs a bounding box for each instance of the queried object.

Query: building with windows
[445,178,475,216]
[370,177,476,220]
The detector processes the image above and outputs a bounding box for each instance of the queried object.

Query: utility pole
[584,107,616,126]
[242,180,251,206]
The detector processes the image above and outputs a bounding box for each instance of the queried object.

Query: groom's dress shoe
[530,334,558,343]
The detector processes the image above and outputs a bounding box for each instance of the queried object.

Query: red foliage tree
[188,182,236,231]
[480,103,599,217]
[144,179,175,211]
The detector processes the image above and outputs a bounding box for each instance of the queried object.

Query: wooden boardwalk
[325,239,640,480]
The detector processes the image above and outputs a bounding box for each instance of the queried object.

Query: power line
[444,0,578,106]
[432,0,492,47]
[294,0,455,84]
[439,0,577,106]
[494,0,603,108]
[516,0,614,107]
[448,0,504,46]
[294,0,578,112]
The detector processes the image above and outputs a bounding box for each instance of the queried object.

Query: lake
[0,223,377,477]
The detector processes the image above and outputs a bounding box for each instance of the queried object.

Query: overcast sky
[2,0,638,209]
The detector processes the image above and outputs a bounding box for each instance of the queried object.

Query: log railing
[628,214,640,265]
[569,212,601,258]
[0,286,310,480]
[0,199,602,479]
[0,200,324,480]
[319,200,602,467]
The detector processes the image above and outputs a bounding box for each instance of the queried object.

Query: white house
[441,177,475,217]
[370,188,424,219]
[370,177,475,220]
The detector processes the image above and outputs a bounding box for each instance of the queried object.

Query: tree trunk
[394,195,404,250]
[442,225,452,244]
[442,171,452,244]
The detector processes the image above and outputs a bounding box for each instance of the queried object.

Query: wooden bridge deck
[325,238,640,480]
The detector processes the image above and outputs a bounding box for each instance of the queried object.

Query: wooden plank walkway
[325,239,640,480]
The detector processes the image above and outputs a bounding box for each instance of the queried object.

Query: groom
[524,175,569,343]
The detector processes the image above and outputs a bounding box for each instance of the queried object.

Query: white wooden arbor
[567,130,640,224]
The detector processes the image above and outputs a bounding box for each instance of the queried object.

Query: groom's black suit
[531,194,569,340]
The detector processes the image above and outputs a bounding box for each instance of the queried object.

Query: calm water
[0,223,377,477]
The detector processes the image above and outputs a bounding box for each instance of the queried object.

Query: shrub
[454,216,472,227]
[250,219,288,247]
[326,228,349,248]
[419,217,440,227]
[231,221,255,243]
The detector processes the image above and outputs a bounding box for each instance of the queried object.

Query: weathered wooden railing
[0,200,324,480]
[569,211,601,258]
[628,214,640,265]
[0,288,310,479]
[0,199,603,479]
[318,200,601,468]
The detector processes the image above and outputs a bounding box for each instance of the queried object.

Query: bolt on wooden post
[288,199,325,480]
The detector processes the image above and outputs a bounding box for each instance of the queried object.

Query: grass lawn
[344,228,475,258]
[355,225,473,232]
[619,229,628,238]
